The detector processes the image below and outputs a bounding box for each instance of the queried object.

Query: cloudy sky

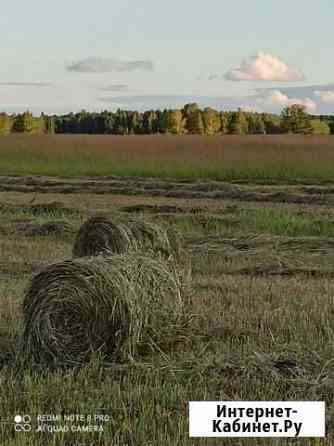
[1,0,333,115]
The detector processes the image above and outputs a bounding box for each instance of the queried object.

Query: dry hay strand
[21,254,186,367]
[16,221,73,237]
[72,215,182,260]
[22,202,80,217]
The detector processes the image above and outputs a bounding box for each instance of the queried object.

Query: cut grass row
[156,209,334,238]
[2,200,334,238]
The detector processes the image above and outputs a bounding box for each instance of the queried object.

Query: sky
[0,0,333,115]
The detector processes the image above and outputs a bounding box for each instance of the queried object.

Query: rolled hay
[72,215,182,260]
[21,254,186,366]
[72,216,133,257]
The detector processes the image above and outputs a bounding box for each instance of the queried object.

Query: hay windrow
[21,254,186,367]
[72,215,182,260]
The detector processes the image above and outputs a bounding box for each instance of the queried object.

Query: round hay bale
[72,216,132,257]
[128,219,181,259]
[72,215,181,260]
[21,254,185,366]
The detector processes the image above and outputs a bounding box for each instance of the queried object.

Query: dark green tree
[248,114,266,134]
[143,111,158,134]
[13,111,34,133]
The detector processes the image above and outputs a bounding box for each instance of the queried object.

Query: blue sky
[0,0,333,114]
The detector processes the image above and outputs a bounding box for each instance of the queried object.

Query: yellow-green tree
[229,109,249,135]
[219,112,230,134]
[0,113,12,135]
[310,119,330,135]
[183,103,199,117]
[165,110,186,134]
[182,103,205,135]
[202,107,221,135]
[32,117,46,134]
[280,105,312,134]
[187,109,204,134]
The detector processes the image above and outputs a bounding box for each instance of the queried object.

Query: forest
[0,103,333,136]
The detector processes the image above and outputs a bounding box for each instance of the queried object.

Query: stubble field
[0,135,334,445]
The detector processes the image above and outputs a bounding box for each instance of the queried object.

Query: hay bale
[21,254,185,366]
[128,219,181,259]
[72,216,133,257]
[72,215,181,260]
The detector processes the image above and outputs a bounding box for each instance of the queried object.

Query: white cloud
[240,104,262,113]
[0,82,52,87]
[261,90,316,113]
[314,90,334,104]
[97,92,318,113]
[225,52,305,82]
[66,58,154,73]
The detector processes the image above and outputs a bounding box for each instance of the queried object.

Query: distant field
[0,134,334,181]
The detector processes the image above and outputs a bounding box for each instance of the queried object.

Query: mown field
[1,136,334,445]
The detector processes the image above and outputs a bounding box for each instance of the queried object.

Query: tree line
[0,104,333,135]
[0,112,55,135]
